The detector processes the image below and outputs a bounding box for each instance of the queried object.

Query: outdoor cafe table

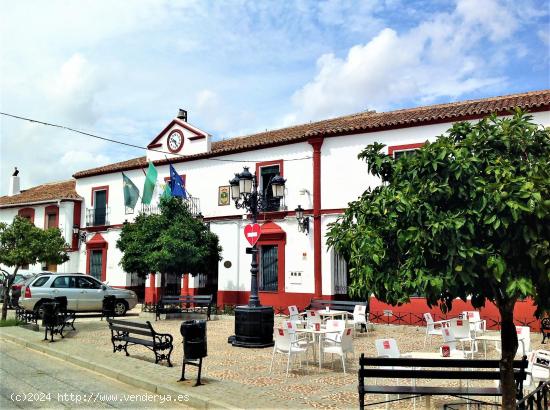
[402,351,466,359]
[296,327,340,371]
[318,309,348,320]
[476,333,527,358]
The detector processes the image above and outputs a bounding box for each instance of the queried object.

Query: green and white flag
[161,183,171,200]
[142,162,158,205]
[122,172,140,210]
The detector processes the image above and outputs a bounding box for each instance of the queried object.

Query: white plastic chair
[306,310,322,329]
[322,327,354,373]
[284,320,315,352]
[462,311,486,335]
[450,318,477,356]
[423,313,449,346]
[516,326,531,357]
[442,325,475,358]
[375,338,401,358]
[269,327,309,377]
[525,350,550,389]
[347,305,369,334]
[324,319,346,345]
[288,305,300,320]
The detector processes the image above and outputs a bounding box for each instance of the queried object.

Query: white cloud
[284,1,523,124]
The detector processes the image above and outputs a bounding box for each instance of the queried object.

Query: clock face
[167,130,183,153]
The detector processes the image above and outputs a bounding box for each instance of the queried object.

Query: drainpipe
[308,137,324,298]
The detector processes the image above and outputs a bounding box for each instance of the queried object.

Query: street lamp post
[228,166,286,348]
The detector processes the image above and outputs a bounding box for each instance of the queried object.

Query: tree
[327,110,550,409]
[117,197,222,282]
[0,216,70,320]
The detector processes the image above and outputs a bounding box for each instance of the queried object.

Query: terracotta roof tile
[0,180,82,207]
[73,89,550,178]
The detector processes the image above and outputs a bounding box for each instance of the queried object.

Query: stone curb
[0,331,235,409]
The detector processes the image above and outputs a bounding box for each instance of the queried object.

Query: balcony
[139,196,201,217]
[86,207,110,227]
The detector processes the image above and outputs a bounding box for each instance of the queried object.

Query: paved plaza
[0,308,546,409]
[0,339,191,409]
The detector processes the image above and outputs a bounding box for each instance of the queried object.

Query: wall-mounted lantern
[294,205,309,235]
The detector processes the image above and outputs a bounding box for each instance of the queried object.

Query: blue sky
[1,0,549,194]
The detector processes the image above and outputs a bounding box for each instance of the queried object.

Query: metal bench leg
[195,358,203,386]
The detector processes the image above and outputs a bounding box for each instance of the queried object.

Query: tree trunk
[497,298,519,410]
[1,266,19,321]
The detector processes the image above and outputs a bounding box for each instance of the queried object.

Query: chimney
[9,167,20,196]
[177,109,187,122]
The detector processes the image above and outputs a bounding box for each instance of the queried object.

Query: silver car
[19,273,138,316]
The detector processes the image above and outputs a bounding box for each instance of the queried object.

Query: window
[259,245,278,291]
[31,276,49,287]
[94,190,107,226]
[78,276,101,289]
[89,250,103,281]
[51,276,77,288]
[393,150,417,160]
[259,165,281,211]
[46,213,57,229]
[388,143,424,159]
[332,251,350,295]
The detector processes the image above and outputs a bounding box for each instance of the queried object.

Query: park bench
[307,298,368,314]
[15,306,38,324]
[42,297,76,342]
[358,354,528,409]
[156,294,214,321]
[107,318,174,366]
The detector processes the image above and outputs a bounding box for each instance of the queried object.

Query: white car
[19,273,138,316]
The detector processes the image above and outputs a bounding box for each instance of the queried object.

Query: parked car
[0,270,38,308]
[19,273,138,316]
[9,272,38,307]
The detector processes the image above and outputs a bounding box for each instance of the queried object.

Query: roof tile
[0,180,82,207]
[73,89,550,178]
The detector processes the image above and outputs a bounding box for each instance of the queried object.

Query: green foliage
[327,110,550,315]
[0,216,69,320]
[0,216,69,270]
[116,197,222,278]
[0,319,22,327]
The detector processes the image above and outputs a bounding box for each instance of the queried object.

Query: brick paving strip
[1,312,545,409]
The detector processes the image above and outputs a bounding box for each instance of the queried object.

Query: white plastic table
[296,327,340,370]
[317,309,348,320]
[476,333,527,358]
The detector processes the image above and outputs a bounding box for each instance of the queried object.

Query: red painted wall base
[215,290,540,330]
[369,297,540,331]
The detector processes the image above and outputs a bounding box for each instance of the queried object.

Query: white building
[2,90,549,311]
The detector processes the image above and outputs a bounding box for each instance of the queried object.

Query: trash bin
[180,320,207,360]
[41,302,59,328]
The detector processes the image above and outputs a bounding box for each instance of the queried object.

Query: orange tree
[0,216,69,320]
[327,110,549,408]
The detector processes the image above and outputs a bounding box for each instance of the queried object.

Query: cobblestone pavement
[0,339,191,409]
[1,307,546,409]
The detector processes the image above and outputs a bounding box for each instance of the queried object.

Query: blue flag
[169,164,187,199]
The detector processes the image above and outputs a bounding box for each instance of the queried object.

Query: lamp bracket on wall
[294,205,310,235]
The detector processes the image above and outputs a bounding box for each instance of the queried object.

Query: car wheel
[114,300,128,316]
[34,302,45,319]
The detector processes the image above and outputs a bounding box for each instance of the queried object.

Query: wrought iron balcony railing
[139,196,201,217]
[85,207,110,227]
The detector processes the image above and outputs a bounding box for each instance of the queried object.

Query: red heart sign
[244,223,261,246]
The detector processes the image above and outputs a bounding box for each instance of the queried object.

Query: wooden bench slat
[109,325,154,337]
[119,336,155,346]
[360,357,526,368]
[361,385,502,396]
[360,369,517,380]
[107,319,150,329]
